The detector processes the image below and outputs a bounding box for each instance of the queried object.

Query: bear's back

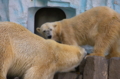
[0,22,47,54]
[0,22,29,34]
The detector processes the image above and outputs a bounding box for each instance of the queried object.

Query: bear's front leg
[24,66,55,79]
[89,34,115,57]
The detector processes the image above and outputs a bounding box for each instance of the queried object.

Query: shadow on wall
[34,8,66,35]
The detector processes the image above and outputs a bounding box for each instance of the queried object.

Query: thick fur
[0,22,86,79]
[37,6,120,58]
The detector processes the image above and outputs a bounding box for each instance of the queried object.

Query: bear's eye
[43,30,46,33]
[50,29,52,31]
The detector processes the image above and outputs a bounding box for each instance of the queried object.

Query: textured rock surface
[78,58,86,74]
[54,72,78,79]
[83,56,108,79]
[109,57,120,79]
[78,75,82,79]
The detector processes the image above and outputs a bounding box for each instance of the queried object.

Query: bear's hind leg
[0,58,6,79]
[0,45,14,79]
[0,59,8,79]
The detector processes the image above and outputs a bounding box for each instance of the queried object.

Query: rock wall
[54,56,120,79]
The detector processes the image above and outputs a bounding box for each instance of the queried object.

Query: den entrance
[34,7,66,35]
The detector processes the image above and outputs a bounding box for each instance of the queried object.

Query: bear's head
[57,46,87,72]
[36,22,61,42]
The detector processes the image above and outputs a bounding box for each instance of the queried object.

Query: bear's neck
[59,19,88,46]
[58,20,78,45]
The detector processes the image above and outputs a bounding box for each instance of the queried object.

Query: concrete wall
[0,0,120,30]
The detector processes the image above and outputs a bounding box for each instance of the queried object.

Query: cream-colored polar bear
[0,22,86,79]
[36,6,120,58]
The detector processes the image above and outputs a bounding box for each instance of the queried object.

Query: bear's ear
[36,28,41,32]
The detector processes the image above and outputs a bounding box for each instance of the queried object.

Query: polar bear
[0,22,86,79]
[36,6,120,58]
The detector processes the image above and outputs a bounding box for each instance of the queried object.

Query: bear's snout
[48,35,52,39]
